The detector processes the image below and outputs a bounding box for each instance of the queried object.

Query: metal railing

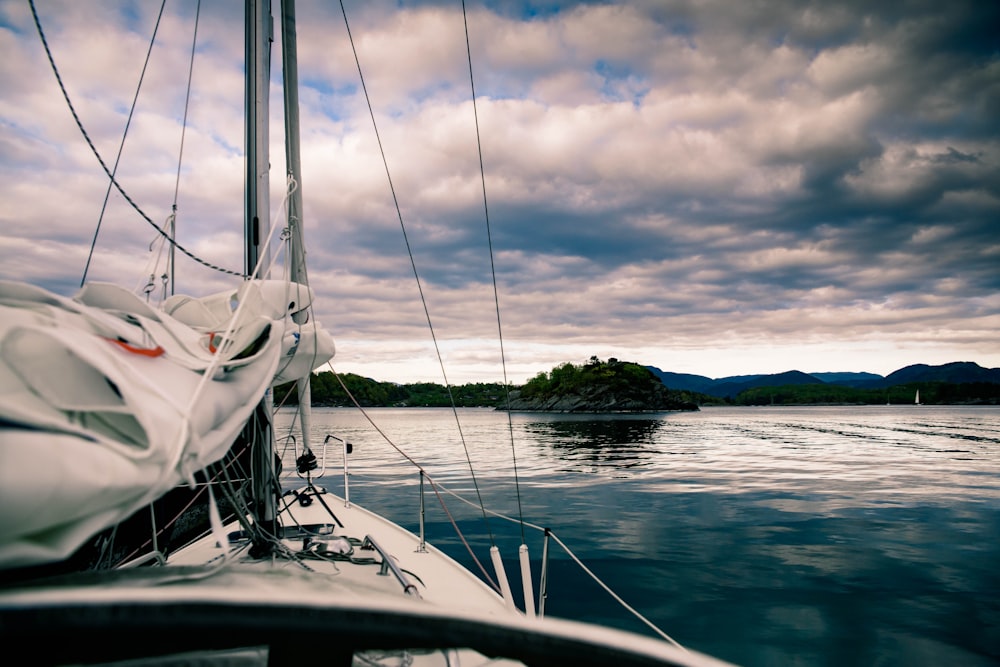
[362,534,420,598]
[315,430,683,649]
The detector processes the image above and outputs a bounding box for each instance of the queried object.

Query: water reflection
[521,414,665,469]
[277,406,1000,666]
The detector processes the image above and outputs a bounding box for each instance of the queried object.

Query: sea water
[275,405,1000,666]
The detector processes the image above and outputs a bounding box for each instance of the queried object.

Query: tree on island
[508,356,700,412]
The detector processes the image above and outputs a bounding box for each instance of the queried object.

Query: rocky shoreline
[502,383,699,413]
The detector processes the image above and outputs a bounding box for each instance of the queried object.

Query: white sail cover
[0,279,334,569]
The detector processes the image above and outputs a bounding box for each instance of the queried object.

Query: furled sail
[0,279,334,569]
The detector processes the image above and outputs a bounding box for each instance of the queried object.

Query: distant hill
[646,367,828,398]
[711,370,821,398]
[646,370,718,394]
[810,372,884,387]
[646,362,1000,399]
[881,361,1000,386]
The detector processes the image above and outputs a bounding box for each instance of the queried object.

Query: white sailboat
[0,3,731,666]
[915,389,921,405]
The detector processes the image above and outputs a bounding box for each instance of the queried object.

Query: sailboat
[0,2,731,666]
[915,389,921,405]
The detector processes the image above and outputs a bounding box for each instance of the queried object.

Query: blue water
[276,406,1000,666]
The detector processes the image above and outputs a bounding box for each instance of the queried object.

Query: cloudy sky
[1,0,997,384]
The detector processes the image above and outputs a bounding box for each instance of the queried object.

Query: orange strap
[105,337,165,358]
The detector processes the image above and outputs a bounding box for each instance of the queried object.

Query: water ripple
[275,405,1000,666]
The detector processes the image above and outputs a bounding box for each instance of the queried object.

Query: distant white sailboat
[915,389,921,405]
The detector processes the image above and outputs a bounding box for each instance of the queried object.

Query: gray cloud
[1,0,997,382]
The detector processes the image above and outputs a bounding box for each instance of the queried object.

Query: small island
[504,357,699,412]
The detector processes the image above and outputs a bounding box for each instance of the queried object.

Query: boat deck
[167,484,513,617]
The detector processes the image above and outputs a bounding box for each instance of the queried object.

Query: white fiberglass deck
[168,484,513,618]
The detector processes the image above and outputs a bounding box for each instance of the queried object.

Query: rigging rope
[327,365,501,593]
[460,0,527,545]
[338,0,495,546]
[29,0,246,280]
[78,0,167,287]
[114,444,254,568]
[546,531,688,651]
[165,0,204,296]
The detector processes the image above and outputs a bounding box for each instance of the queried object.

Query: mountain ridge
[646,361,1000,398]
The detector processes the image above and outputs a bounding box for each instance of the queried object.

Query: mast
[245,0,271,277]
[280,0,315,461]
[281,0,305,288]
[245,0,278,550]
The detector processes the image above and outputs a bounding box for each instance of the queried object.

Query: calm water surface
[275,405,1000,666]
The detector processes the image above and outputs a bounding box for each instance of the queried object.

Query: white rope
[546,531,688,651]
[173,179,297,484]
[425,477,686,648]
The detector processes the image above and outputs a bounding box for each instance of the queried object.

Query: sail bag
[0,279,334,569]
